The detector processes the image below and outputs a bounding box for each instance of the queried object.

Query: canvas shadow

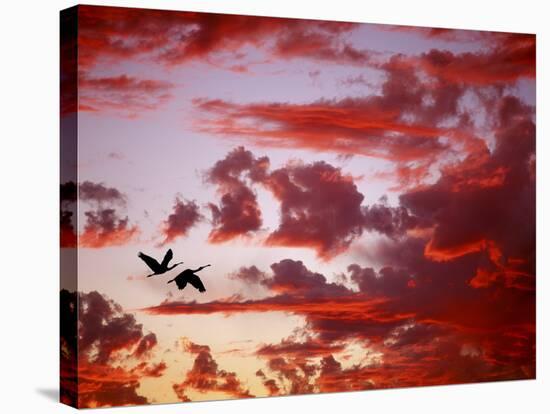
[36,388,58,402]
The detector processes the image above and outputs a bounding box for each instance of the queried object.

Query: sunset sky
[60,5,535,408]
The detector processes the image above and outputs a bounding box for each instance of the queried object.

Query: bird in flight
[168,264,211,292]
[138,249,183,277]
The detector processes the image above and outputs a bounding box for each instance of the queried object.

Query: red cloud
[416,34,535,85]
[205,146,269,242]
[79,291,149,364]
[80,209,139,248]
[79,180,126,206]
[133,333,158,359]
[264,161,366,258]
[77,361,166,407]
[60,8,77,117]
[362,202,418,238]
[60,290,78,405]
[79,74,174,117]
[172,340,254,401]
[348,264,415,298]
[229,265,268,284]
[142,292,386,319]
[272,26,371,65]
[316,354,379,393]
[208,186,262,243]
[78,6,189,69]
[60,181,77,248]
[256,369,281,396]
[383,25,477,41]
[78,181,140,248]
[313,333,513,391]
[194,97,448,162]
[264,259,349,296]
[60,210,77,248]
[60,290,166,408]
[159,198,203,245]
[263,356,317,395]
[256,337,346,359]
[381,27,535,84]
[78,5,364,69]
[400,95,535,289]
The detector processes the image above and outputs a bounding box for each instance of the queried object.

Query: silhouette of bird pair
[137,249,210,293]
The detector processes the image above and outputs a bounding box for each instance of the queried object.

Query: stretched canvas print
[60,4,536,408]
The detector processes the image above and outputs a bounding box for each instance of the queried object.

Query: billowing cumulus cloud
[400,95,535,289]
[264,161,366,259]
[205,146,269,242]
[172,339,254,401]
[60,290,166,408]
[348,264,415,298]
[229,265,268,284]
[205,148,420,257]
[265,259,349,296]
[159,198,203,245]
[79,181,126,206]
[79,291,153,364]
[80,209,139,248]
[78,181,139,248]
[208,186,262,243]
[362,202,419,238]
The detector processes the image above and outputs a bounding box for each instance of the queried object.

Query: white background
[0,0,548,412]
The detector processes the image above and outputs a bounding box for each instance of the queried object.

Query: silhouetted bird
[138,249,183,277]
[168,264,211,292]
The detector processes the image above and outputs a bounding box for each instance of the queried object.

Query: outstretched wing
[186,273,206,292]
[138,252,161,273]
[173,275,187,290]
[160,249,173,268]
